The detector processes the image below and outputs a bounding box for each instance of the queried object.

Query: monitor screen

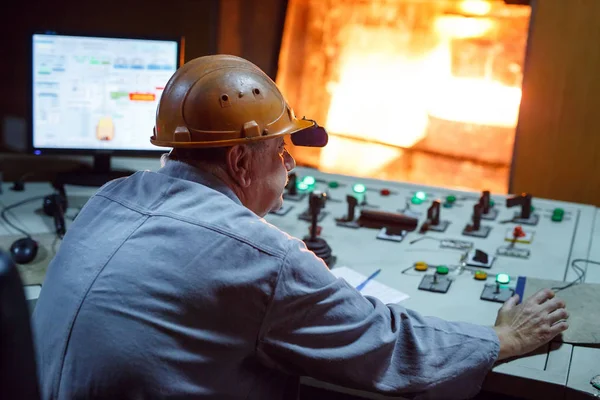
[31,33,179,154]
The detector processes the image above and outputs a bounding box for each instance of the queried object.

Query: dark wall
[0,0,219,150]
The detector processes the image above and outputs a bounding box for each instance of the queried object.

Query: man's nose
[284,150,296,171]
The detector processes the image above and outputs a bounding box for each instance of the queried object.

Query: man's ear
[225,144,254,188]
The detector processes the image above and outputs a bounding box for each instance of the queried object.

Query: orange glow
[277,0,531,193]
[435,15,493,39]
[460,0,492,16]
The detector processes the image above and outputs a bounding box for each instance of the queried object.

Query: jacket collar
[157,160,243,206]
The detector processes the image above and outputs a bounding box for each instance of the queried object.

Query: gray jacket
[32,160,499,399]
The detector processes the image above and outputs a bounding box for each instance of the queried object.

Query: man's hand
[493,289,569,360]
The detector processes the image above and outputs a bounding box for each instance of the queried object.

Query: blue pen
[355,269,382,291]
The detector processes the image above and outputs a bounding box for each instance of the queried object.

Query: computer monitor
[30,31,180,186]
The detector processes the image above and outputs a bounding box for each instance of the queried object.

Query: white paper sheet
[331,266,410,304]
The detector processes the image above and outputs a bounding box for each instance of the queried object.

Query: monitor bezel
[29,29,182,157]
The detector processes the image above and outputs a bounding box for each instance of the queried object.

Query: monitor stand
[53,154,134,188]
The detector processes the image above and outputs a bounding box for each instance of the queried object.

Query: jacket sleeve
[256,240,500,400]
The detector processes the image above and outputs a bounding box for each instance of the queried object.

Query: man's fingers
[549,321,569,336]
[542,297,566,313]
[531,288,555,304]
[502,294,520,311]
[547,308,569,325]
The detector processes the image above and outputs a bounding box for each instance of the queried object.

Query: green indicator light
[496,273,510,285]
[303,176,316,186]
[328,181,339,188]
[297,182,309,191]
[353,183,367,194]
[553,208,565,216]
[551,214,563,222]
[446,195,456,204]
[489,199,495,207]
[415,191,427,201]
[436,266,449,275]
[530,205,535,212]
[411,195,423,205]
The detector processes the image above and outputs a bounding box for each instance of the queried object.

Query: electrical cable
[0,196,46,238]
[552,258,600,292]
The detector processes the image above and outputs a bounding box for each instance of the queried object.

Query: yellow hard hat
[151,54,328,148]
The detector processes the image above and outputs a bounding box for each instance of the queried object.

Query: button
[553,208,565,216]
[380,188,391,196]
[436,265,449,275]
[411,195,423,205]
[303,176,316,186]
[496,273,510,285]
[414,261,428,271]
[445,195,456,204]
[513,226,526,238]
[328,181,339,188]
[353,183,366,194]
[415,191,427,201]
[474,270,488,280]
[297,182,309,191]
[489,199,495,207]
[551,213,563,222]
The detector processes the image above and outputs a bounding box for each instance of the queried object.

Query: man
[33,55,568,400]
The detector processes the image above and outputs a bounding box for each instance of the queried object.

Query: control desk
[1,168,598,399]
[264,167,598,400]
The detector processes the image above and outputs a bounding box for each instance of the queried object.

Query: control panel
[266,167,596,328]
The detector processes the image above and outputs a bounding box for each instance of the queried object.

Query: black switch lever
[480,190,491,214]
[287,173,298,196]
[427,200,441,225]
[309,191,327,239]
[344,195,358,222]
[506,193,532,219]
[471,203,482,231]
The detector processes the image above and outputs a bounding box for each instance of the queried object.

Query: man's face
[248,137,296,217]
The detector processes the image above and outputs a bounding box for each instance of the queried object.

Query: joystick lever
[427,200,441,226]
[344,195,358,222]
[287,173,298,196]
[303,191,335,267]
[470,203,482,231]
[309,191,327,239]
[480,190,491,214]
[506,193,532,219]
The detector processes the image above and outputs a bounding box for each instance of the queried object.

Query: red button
[513,226,526,238]
[380,189,391,196]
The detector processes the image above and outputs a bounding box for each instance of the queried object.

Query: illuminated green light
[353,183,367,194]
[411,195,423,205]
[328,181,339,188]
[446,195,456,204]
[415,191,427,201]
[496,273,510,285]
[303,176,316,186]
[297,182,309,191]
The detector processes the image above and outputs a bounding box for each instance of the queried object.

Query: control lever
[287,172,298,196]
[506,193,532,219]
[428,200,441,225]
[471,203,482,231]
[303,191,335,267]
[480,190,490,214]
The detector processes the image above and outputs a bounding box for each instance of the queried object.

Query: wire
[0,196,47,238]
[409,236,440,245]
[552,258,600,292]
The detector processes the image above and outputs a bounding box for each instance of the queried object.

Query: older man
[33,55,568,400]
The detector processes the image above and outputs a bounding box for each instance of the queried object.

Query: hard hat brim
[291,120,329,147]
